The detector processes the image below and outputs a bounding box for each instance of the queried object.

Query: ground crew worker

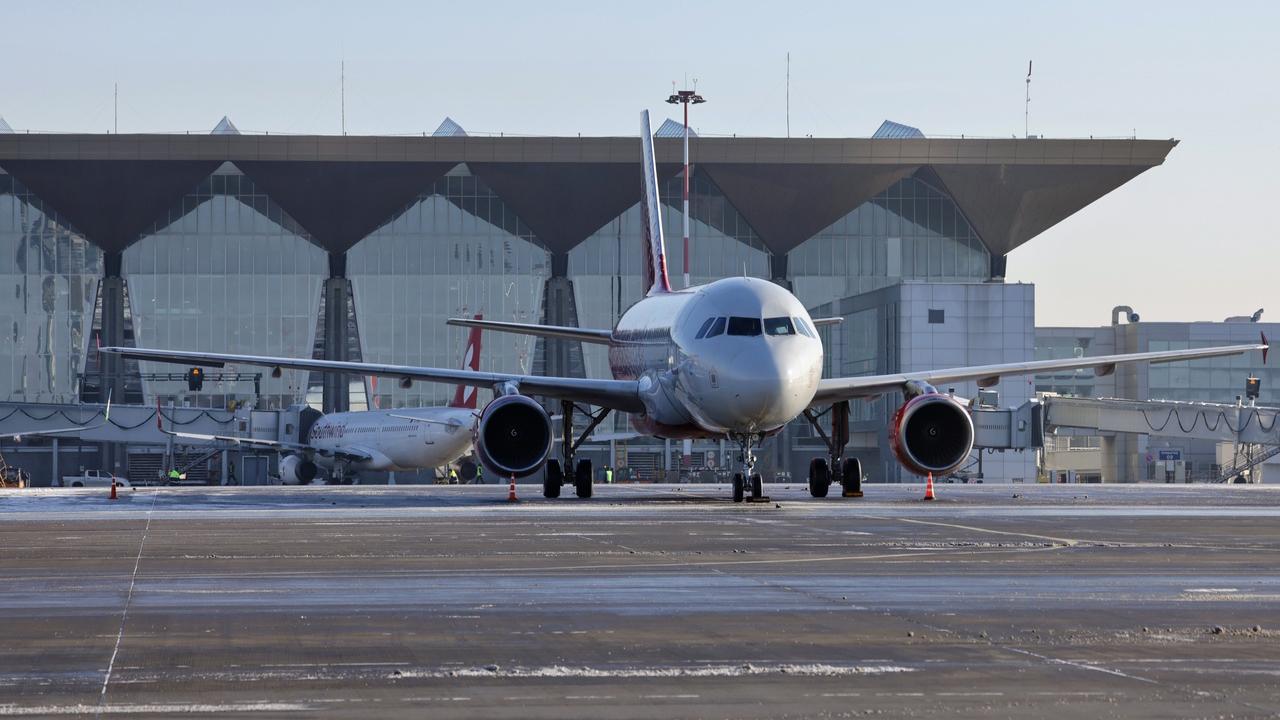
[448,467,459,484]
[605,466,613,484]
[476,465,484,484]
[168,468,181,484]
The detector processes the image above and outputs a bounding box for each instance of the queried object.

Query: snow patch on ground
[395,663,915,679]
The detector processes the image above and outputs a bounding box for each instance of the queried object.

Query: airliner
[153,322,485,484]
[104,111,1269,501]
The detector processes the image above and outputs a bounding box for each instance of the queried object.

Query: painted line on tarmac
[96,488,160,719]
[854,514,1080,546]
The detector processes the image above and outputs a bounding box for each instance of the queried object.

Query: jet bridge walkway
[1042,396,1280,482]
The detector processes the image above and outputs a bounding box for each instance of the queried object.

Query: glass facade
[348,166,550,409]
[0,173,102,403]
[570,170,770,382]
[0,161,992,426]
[789,176,990,311]
[123,166,327,408]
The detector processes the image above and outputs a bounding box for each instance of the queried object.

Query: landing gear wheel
[808,458,830,498]
[751,473,763,499]
[544,460,563,499]
[732,473,745,503]
[841,457,864,498]
[574,459,593,499]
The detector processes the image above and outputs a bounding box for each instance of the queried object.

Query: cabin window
[705,317,727,338]
[694,317,716,339]
[727,317,762,336]
[764,317,796,336]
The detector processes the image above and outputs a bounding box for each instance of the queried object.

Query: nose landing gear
[730,433,767,503]
[801,400,864,498]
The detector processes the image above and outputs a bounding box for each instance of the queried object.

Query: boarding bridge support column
[1100,435,1120,483]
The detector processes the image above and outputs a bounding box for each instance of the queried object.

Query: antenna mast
[786,52,791,138]
[1024,60,1032,138]
[341,60,346,135]
[114,82,118,134]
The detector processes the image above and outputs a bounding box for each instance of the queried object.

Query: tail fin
[639,110,671,295]
[449,313,483,409]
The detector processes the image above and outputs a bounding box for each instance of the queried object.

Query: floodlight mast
[666,86,706,289]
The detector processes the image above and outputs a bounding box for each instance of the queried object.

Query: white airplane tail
[639,110,671,295]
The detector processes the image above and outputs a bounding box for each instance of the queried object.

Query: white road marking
[97,488,159,718]
[0,703,309,716]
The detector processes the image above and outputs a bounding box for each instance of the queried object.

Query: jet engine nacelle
[889,391,975,477]
[279,454,319,485]
[475,394,553,479]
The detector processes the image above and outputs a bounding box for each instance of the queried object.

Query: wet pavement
[2,483,1279,718]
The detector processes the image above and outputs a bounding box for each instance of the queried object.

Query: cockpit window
[764,317,796,336]
[792,316,814,338]
[727,316,762,336]
[694,317,716,339]
[705,316,727,338]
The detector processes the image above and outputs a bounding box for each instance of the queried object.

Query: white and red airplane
[105,112,1268,501]
[154,321,485,484]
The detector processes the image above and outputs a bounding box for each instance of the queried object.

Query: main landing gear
[730,432,767,503]
[801,400,863,499]
[543,400,611,500]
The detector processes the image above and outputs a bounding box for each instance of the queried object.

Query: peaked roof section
[211,116,240,135]
[873,120,925,139]
[434,117,467,137]
[0,159,220,253]
[929,164,1151,256]
[469,162,682,254]
[701,163,918,254]
[655,119,696,138]
[0,117,12,134]
[234,161,456,254]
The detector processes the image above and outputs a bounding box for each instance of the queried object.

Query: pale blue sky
[4,0,1277,326]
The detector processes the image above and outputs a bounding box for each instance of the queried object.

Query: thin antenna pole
[113,82,118,134]
[1024,60,1032,138]
[786,52,790,139]
[341,60,346,135]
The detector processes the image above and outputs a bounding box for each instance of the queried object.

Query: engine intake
[476,394,553,478]
[889,392,974,476]
[279,454,318,485]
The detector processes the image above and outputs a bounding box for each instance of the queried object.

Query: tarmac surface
[2,482,1280,718]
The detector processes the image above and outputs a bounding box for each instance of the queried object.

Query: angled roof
[0,117,12,134]
[211,116,240,135]
[0,133,1177,258]
[873,120,924,139]
[434,117,467,137]
[655,119,696,138]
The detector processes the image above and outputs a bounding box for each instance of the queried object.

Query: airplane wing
[7,392,112,442]
[388,412,475,427]
[103,347,645,413]
[811,338,1269,406]
[445,318,613,345]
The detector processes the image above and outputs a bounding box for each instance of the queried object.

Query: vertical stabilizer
[640,111,671,295]
[450,314,483,409]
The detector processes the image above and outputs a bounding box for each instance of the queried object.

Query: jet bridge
[1042,396,1280,482]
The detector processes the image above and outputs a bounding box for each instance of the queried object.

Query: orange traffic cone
[507,475,518,502]
[109,478,118,501]
[923,473,935,501]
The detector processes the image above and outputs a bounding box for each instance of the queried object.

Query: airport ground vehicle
[61,470,129,488]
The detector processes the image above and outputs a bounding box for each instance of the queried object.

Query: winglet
[1263,331,1269,365]
[639,110,671,295]
[155,399,164,433]
[103,389,112,423]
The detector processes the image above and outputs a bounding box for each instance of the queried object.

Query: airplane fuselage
[608,276,823,439]
[306,407,476,472]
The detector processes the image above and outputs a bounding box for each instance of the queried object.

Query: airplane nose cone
[720,344,818,430]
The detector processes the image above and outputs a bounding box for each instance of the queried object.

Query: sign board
[1157,449,1182,461]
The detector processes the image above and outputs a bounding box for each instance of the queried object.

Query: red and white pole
[682,100,691,289]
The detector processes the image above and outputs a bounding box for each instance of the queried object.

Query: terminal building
[0,116,1192,483]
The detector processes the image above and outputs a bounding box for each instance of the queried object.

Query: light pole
[666,86,705,289]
